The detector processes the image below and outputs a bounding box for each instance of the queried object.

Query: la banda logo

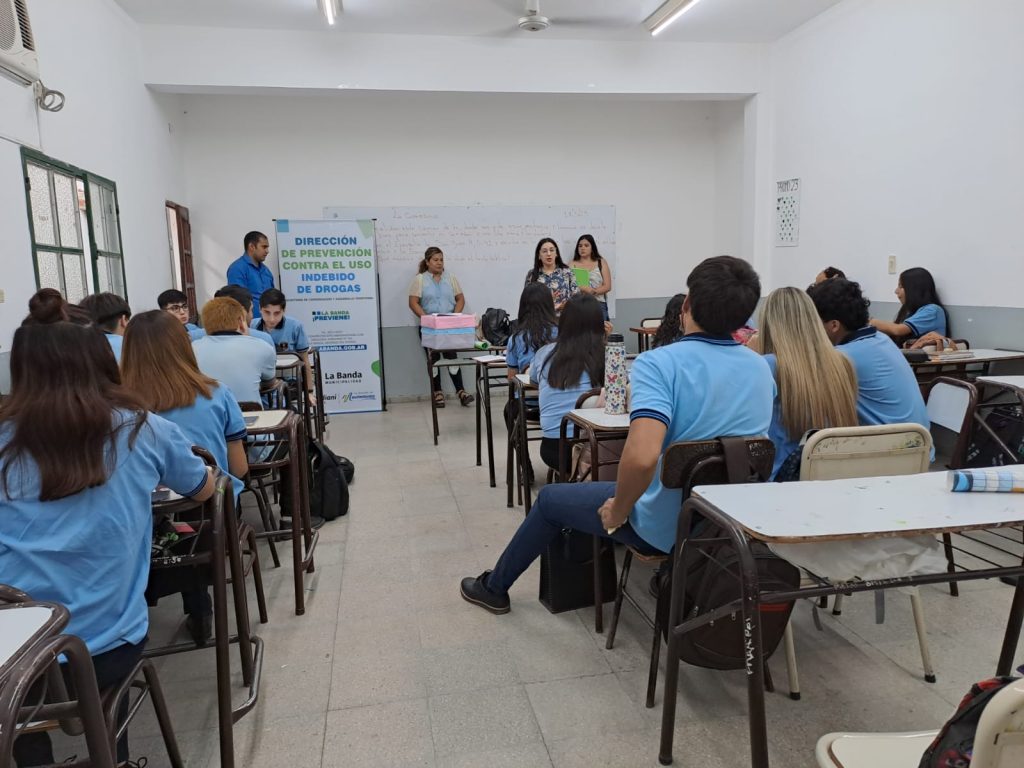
[312,310,351,322]
[325,370,363,382]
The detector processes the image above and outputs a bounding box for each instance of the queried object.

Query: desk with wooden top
[657,469,1024,767]
[629,326,659,353]
[0,603,66,682]
[909,348,1024,386]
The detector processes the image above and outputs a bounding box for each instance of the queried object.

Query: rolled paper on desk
[947,468,1024,493]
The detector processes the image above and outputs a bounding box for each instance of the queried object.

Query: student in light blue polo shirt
[460,256,775,614]
[869,267,949,343]
[530,295,604,472]
[0,320,214,766]
[158,288,206,341]
[122,310,249,646]
[192,297,277,406]
[255,288,316,406]
[808,278,930,430]
[79,291,131,363]
[226,230,275,307]
[214,283,274,348]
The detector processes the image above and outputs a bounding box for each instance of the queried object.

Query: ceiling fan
[489,0,628,33]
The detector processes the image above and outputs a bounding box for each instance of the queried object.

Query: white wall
[768,0,1024,308]
[0,0,186,345]
[180,93,736,316]
[712,101,746,259]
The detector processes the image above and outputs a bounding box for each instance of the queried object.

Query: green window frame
[21,148,128,302]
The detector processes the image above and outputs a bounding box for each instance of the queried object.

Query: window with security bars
[21,149,127,303]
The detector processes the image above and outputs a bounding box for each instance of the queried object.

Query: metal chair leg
[251,482,281,568]
[832,593,844,615]
[942,532,959,597]
[645,579,667,709]
[909,589,937,682]
[605,549,634,650]
[142,661,185,768]
[783,620,800,700]
[247,527,269,624]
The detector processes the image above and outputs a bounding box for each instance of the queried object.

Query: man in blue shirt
[226,230,275,307]
[192,297,276,406]
[807,278,929,430]
[461,256,775,614]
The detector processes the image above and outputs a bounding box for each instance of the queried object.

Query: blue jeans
[485,481,666,595]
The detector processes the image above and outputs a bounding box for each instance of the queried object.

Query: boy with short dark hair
[807,278,929,430]
[254,289,315,405]
[79,292,131,362]
[460,255,776,615]
[157,288,204,341]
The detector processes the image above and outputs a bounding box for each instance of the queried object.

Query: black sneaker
[185,613,213,647]
[460,571,510,615]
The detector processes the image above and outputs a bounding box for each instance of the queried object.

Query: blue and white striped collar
[677,332,739,346]
[839,326,877,345]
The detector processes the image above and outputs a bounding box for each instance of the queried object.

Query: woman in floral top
[524,238,579,314]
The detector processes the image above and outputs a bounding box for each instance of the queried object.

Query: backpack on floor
[308,439,350,521]
[918,672,1021,767]
[336,454,355,485]
[667,438,801,670]
[964,404,1024,468]
[480,307,511,347]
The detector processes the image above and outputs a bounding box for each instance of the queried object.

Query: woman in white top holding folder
[408,246,474,407]
[571,234,613,321]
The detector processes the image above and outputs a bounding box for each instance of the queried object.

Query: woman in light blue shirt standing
[408,246,474,407]
[1,315,214,767]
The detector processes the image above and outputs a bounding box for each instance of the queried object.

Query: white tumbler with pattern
[604,334,627,415]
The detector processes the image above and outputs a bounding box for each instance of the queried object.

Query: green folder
[572,267,590,287]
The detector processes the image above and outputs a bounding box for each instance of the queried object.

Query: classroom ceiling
[112,0,843,42]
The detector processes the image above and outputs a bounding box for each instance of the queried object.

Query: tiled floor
[55,400,1024,766]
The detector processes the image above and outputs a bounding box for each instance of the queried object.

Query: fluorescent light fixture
[319,0,340,26]
[644,0,706,37]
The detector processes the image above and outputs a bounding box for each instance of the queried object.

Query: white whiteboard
[322,205,616,327]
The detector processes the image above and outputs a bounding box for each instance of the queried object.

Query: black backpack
[667,438,801,670]
[918,672,1021,767]
[308,440,350,521]
[965,404,1024,468]
[480,307,511,346]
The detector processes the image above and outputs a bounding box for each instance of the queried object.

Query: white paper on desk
[769,536,948,584]
[473,355,506,363]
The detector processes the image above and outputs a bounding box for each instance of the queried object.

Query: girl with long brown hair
[0,309,213,767]
[122,309,249,645]
[758,287,860,479]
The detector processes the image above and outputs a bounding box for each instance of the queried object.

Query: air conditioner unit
[0,0,38,85]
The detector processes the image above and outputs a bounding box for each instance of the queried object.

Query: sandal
[458,389,475,407]
[433,391,446,408]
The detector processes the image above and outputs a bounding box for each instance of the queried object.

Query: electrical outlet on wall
[887,255,897,275]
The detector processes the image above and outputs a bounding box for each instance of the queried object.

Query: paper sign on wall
[775,178,801,247]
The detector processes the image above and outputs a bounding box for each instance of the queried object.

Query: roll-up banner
[275,218,384,414]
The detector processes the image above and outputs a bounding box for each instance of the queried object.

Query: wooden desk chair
[0,590,181,768]
[605,437,777,708]
[816,677,1024,767]
[639,317,661,352]
[794,424,937,684]
[506,379,544,510]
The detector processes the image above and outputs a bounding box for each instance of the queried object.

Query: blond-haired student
[191,297,276,406]
[758,287,860,480]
